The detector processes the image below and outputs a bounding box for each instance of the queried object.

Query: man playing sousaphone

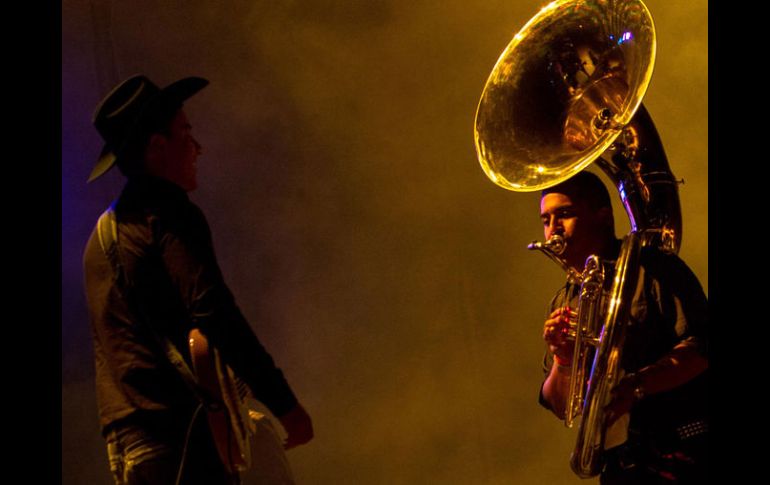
[537,171,708,484]
[472,0,708,481]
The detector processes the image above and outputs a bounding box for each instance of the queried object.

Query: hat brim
[87,147,118,183]
[88,76,209,183]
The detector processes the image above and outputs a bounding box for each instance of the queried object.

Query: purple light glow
[617,31,633,45]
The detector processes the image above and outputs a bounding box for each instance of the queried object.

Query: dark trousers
[600,433,707,485]
[105,408,237,485]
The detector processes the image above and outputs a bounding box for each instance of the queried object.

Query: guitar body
[188,329,253,474]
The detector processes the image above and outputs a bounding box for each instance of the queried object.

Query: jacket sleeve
[154,202,298,417]
[645,249,709,359]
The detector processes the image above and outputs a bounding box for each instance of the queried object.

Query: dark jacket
[83,176,297,435]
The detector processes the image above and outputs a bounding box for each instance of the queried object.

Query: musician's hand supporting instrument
[605,342,708,426]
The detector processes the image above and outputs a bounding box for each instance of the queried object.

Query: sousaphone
[473,0,682,478]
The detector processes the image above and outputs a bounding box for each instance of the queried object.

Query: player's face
[540,192,607,270]
[158,109,201,192]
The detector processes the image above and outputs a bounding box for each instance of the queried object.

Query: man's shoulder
[639,246,705,296]
[639,246,690,271]
[115,182,206,226]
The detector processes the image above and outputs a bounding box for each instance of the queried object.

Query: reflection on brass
[474,0,657,192]
[563,74,629,151]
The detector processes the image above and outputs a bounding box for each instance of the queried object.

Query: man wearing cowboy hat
[83,74,313,484]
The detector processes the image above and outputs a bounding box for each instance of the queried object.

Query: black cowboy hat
[88,74,209,182]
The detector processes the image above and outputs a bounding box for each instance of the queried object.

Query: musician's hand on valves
[543,306,575,365]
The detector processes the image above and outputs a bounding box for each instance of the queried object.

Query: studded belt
[676,420,708,440]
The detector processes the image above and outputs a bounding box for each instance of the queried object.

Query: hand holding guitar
[278,403,314,450]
